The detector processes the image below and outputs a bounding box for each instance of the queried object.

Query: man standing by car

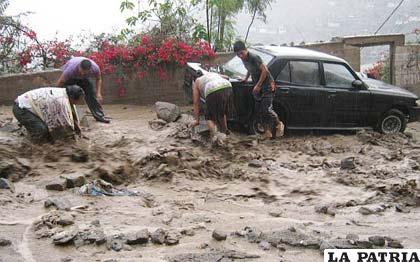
[56,57,110,123]
[233,40,283,139]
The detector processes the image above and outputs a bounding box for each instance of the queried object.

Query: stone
[61,257,73,262]
[249,159,263,168]
[346,234,359,244]
[151,228,167,244]
[52,228,79,245]
[0,238,12,246]
[76,227,106,246]
[44,197,72,211]
[212,230,227,241]
[155,102,181,123]
[341,157,356,169]
[0,178,14,192]
[94,167,124,185]
[164,152,180,166]
[165,232,180,245]
[387,240,404,248]
[56,213,74,226]
[126,229,150,245]
[368,236,385,246]
[264,228,320,249]
[259,240,271,250]
[319,240,336,253]
[244,227,263,243]
[45,179,67,191]
[268,211,282,217]
[356,240,373,249]
[315,205,336,216]
[71,149,89,163]
[395,204,410,213]
[180,228,195,236]
[358,207,374,215]
[106,235,126,252]
[64,173,87,188]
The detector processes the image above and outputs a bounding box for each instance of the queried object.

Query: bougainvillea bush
[15,33,215,95]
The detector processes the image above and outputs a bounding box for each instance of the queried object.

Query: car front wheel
[377,109,407,134]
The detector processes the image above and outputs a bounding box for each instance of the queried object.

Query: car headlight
[417,100,420,107]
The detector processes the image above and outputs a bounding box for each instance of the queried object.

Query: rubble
[212,230,227,241]
[155,102,181,123]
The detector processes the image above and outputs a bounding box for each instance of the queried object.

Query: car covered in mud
[184,46,420,134]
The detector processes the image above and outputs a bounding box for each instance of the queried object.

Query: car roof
[251,46,347,63]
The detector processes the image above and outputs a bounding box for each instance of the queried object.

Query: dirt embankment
[0,105,419,262]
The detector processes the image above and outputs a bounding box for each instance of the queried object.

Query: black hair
[196,70,204,77]
[233,40,246,52]
[80,59,92,70]
[65,85,85,100]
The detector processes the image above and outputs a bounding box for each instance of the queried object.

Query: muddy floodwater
[0,104,419,262]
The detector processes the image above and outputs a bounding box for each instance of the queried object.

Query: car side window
[275,61,291,83]
[324,63,356,88]
[290,61,320,86]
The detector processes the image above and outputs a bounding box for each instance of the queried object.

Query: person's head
[66,85,85,105]
[78,59,92,77]
[233,40,248,60]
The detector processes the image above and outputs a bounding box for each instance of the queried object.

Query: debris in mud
[44,197,73,211]
[70,148,89,163]
[77,179,138,196]
[0,238,12,246]
[263,227,320,249]
[368,236,385,246]
[64,173,87,188]
[168,248,260,262]
[155,101,181,123]
[93,163,135,185]
[106,234,126,252]
[126,229,150,245]
[258,240,271,250]
[45,179,67,191]
[52,227,79,245]
[358,205,386,215]
[248,159,263,168]
[151,228,167,244]
[0,178,14,192]
[387,239,404,248]
[268,210,282,217]
[212,229,227,241]
[149,119,168,131]
[340,157,356,170]
[315,204,336,216]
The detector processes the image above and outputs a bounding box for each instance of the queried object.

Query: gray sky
[6,0,129,40]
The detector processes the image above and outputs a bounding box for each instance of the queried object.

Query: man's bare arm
[192,80,201,124]
[56,73,66,87]
[96,75,103,103]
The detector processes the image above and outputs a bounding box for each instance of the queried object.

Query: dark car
[184,46,420,134]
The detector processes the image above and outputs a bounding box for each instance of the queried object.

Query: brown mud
[0,104,419,262]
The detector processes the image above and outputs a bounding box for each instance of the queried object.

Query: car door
[274,59,330,127]
[322,62,372,127]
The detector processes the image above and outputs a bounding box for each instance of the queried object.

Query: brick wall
[395,45,420,96]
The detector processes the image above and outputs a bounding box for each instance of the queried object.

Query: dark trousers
[12,103,51,143]
[64,78,105,121]
[255,92,279,129]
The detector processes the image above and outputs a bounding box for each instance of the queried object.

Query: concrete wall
[302,42,361,71]
[395,45,420,96]
[0,54,236,106]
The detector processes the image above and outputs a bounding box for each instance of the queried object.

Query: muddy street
[1,104,419,262]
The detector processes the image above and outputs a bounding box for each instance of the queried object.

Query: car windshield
[222,48,274,78]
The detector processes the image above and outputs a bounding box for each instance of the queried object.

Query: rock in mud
[45,179,67,191]
[368,236,385,246]
[395,204,410,213]
[264,228,320,249]
[75,227,107,247]
[268,210,282,217]
[149,119,168,131]
[71,149,89,163]
[168,249,260,262]
[341,157,356,169]
[151,228,168,244]
[249,159,263,168]
[346,234,359,244]
[44,197,72,211]
[0,238,12,246]
[358,206,385,215]
[126,229,150,245]
[259,240,271,250]
[64,173,87,188]
[244,227,263,243]
[356,240,373,249]
[180,228,195,236]
[387,239,404,248]
[212,230,227,241]
[315,205,336,216]
[155,102,181,123]
[165,231,181,245]
[319,240,336,253]
[0,178,14,192]
[106,234,126,252]
[56,213,75,226]
[52,228,79,245]
[94,166,126,185]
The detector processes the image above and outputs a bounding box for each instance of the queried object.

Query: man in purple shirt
[56,57,110,123]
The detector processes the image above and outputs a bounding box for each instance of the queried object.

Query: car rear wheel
[377,109,407,134]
